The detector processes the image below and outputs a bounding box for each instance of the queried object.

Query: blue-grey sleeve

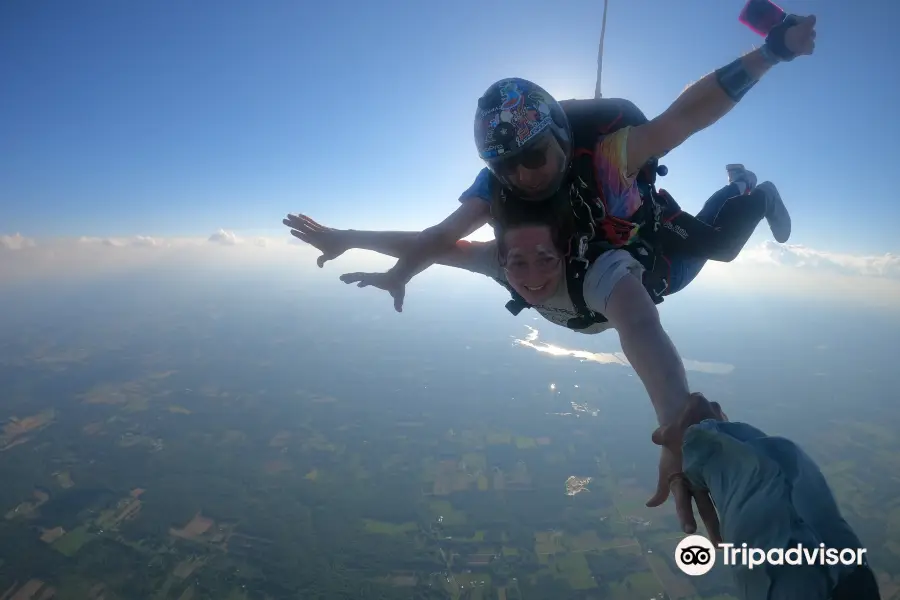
[458,168,494,204]
[682,420,865,599]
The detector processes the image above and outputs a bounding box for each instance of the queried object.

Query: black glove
[764,14,800,61]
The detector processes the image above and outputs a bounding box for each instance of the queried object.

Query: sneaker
[757,181,791,243]
[726,164,758,194]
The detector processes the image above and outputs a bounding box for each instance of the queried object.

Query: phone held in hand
[739,0,786,36]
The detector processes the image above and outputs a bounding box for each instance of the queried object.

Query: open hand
[339,271,407,313]
[283,213,350,268]
[646,393,726,543]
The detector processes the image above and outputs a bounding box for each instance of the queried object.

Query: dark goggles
[490,132,553,177]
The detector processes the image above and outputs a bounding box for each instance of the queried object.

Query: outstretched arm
[625,15,816,175]
[603,272,689,426]
[580,250,690,423]
[284,214,500,277]
[341,229,495,273]
[343,170,495,312]
[386,198,491,281]
[578,253,714,533]
[600,274,728,539]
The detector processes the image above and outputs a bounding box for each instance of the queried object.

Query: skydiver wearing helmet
[288,14,818,534]
[344,13,816,314]
[468,78,789,303]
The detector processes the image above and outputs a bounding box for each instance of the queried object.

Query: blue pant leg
[666,183,740,295]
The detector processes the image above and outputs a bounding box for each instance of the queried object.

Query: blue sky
[2,0,898,255]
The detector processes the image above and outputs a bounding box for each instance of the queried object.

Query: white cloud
[78,235,163,248]
[0,233,36,251]
[2,232,899,312]
[133,235,161,248]
[739,241,900,279]
[208,229,240,245]
[689,242,900,311]
[0,230,300,284]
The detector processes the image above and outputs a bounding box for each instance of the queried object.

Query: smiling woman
[491,191,575,305]
[501,225,564,305]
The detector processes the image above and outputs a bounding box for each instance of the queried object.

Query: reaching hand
[653,392,727,450]
[283,214,350,268]
[646,393,726,543]
[339,271,407,313]
[784,15,816,57]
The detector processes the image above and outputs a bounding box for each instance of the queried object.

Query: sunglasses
[492,135,552,177]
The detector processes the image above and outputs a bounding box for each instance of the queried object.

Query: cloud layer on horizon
[739,240,900,279]
[2,230,899,310]
[0,229,295,282]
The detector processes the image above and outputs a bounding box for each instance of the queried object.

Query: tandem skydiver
[286,14,818,535]
[340,15,816,314]
[286,158,777,323]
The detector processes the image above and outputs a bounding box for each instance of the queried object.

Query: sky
[2,0,900,297]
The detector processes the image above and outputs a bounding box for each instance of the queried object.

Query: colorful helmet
[474,78,572,201]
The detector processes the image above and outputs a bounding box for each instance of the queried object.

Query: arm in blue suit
[653,394,880,600]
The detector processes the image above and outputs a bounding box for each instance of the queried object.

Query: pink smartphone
[739,0,786,36]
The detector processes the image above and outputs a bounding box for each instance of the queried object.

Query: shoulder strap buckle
[505,298,529,316]
[572,234,591,271]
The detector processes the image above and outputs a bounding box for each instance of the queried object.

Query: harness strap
[562,238,667,328]
[564,251,609,329]
[505,297,530,316]
[568,150,640,253]
[494,277,532,316]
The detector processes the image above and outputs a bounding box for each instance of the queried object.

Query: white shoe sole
[726,165,757,190]
[758,181,791,243]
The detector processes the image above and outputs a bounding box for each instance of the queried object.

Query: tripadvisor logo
[675,535,717,576]
[674,534,868,577]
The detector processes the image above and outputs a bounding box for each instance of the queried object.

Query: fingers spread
[283,214,326,234]
[298,215,323,231]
